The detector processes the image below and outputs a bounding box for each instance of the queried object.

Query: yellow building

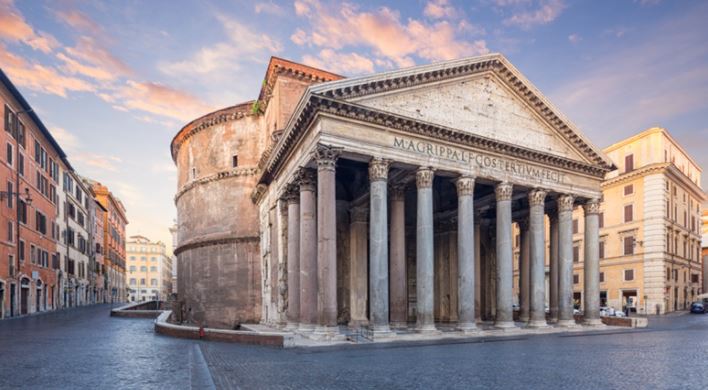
[702,207,707,294]
[126,235,173,302]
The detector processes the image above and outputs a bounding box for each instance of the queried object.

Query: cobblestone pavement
[2,305,708,389]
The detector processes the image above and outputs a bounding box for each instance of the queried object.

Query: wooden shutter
[625,154,634,172]
[624,204,633,222]
[624,236,634,255]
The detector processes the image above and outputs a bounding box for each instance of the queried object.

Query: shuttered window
[573,245,580,262]
[624,236,634,255]
[625,154,634,172]
[624,269,634,281]
[624,204,633,222]
[599,241,605,259]
[624,184,633,195]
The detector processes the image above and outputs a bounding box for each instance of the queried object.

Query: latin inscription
[393,137,566,184]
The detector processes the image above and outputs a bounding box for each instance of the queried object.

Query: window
[624,236,634,255]
[7,221,12,242]
[191,167,196,179]
[572,219,578,234]
[151,257,157,262]
[624,184,634,195]
[30,244,36,264]
[232,155,238,167]
[141,256,147,262]
[151,279,158,286]
[624,204,633,223]
[625,154,634,172]
[129,266,136,272]
[17,153,23,176]
[35,211,47,235]
[573,245,580,263]
[691,274,699,283]
[624,269,634,281]
[666,268,670,281]
[573,274,579,284]
[130,278,136,286]
[599,241,605,259]
[140,278,145,286]
[598,213,604,229]
[18,200,27,223]
[6,143,12,166]
[150,266,157,272]
[6,181,12,208]
[599,272,605,283]
[19,240,24,261]
[140,266,147,272]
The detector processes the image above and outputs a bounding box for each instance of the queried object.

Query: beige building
[562,128,705,315]
[702,207,707,294]
[126,236,172,302]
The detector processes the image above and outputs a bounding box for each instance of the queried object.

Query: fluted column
[583,198,602,326]
[528,189,548,328]
[474,213,482,321]
[549,212,559,323]
[456,176,477,332]
[285,185,300,330]
[349,207,368,328]
[368,158,394,337]
[557,194,576,327]
[389,184,407,329]
[494,182,515,329]
[416,167,437,333]
[297,168,317,332]
[518,218,530,323]
[314,145,340,338]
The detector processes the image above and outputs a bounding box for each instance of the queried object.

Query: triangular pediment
[310,54,614,170]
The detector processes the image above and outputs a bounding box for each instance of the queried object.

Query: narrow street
[2,305,708,389]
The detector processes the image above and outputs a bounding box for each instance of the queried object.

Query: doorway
[20,278,30,315]
[0,281,4,318]
[10,283,16,317]
[622,289,638,313]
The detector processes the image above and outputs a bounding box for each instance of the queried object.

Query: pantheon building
[171,54,615,338]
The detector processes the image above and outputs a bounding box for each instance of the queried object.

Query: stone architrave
[389,183,407,329]
[456,176,477,333]
[415,167,438,334]
[296,168,317,332]
[557,194,576,327]
[528,189,549,328]
[583,198,603,327]
[494,182,516,329]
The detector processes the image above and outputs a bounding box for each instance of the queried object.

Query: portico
[255,54,614,339]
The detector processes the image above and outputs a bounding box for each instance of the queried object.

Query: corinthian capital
[528,189,547,207]
[313,144,341,171]
[282,184,300,204]
[557,194,575,212]
[416,167,435,189]
[583,198,601,215]
[294,168,316,192]
[495,182,513,201]
[456,176,475,197]
[368,157,390,182]
[390,184,406,201]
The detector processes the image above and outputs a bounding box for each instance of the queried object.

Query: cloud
[292,0,488,68]
[635,0,662,6]
[424,0,456,19]
[303,49,375,74]
[56,52,115,81]
[64,36,133,78]
[54,8,103,36]
[160,14,281,79]
[111,80,214,122]
[254,2,285,16]
[501,0,565,29]
[0,0,58,53]
[568,33,581,44]
[72,153,122,172]
[291,28,308,45]
[50,127,80,152]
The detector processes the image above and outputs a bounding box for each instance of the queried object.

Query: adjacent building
[126,235,172,302]
[702,207,707,294]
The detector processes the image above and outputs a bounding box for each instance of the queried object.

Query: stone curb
[110,301,164,319]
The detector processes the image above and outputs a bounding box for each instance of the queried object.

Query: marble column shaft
[315,146,339,333]
[285,186,300,328]
[456,177,476,332]
[583,199,602,325]
[297,168,318,330]
[549,213,559,322]
[369,158,392,335]
[557,194,575,326]
[416,168,437,333]
[518,219,530,323]
[389,184,407,328]
[528,189,548,327]
[474,218,481,321]
[494,182,515,329]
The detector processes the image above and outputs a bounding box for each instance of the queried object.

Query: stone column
[549,212,559,323]
[368,158,394,337]
[494,182,515,329]
[518,218,530,323]
[557,194,576,327]
[415,167,438,333]
[297,168,317,332]
[583,199,602,326]
[528,189,548,328]
[285,185,300,330]
[390,184,407,329]
[314,145,340,338]
[349,207,368,328]
[474,215,481,321]
[456,176,477,333]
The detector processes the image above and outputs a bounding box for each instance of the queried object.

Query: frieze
[175,166,257,203]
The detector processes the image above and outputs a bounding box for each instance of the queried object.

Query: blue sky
[1,0,706,248]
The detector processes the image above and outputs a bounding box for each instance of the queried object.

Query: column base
[457,322,479,334]
[526,320,550,329]
[389,321,408,330]
[415,323,441,335]
[348,319,369,329]
[297,323,316,333]
[285,321,299,331]
[494,321,517,330]
[556,319,578,328]
[519,315,529,323]
[310,325,346,341]
[368,325,396,340]
[583,318,604,327]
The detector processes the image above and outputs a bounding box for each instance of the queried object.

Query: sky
[1,0,707,249]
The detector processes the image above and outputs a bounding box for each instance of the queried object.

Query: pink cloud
[0,0,58,53]
[502,0,565,29]
[65,36,133,78]
[293,0,488,68]
[303,49,375,74]
[113,80,215,122]
[424,0,456,19]
[54,8,103,36]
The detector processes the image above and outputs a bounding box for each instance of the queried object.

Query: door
[0,282,4,318]
[10,284,15,317]
[20,287,28,315]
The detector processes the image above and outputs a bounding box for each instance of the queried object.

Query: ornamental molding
[313,144,341,171]
[583,199,601,215]
[174,166,258,203]
[369,157,390,182]
[557,194,575,212]
[495,182,513,201]
[282,184,300,204]
[528,189,547,206]
[294,167,317,191]
[416,167,435,189]
[174,235,260,256]
[455,176,475,196]
[250,183,268,204]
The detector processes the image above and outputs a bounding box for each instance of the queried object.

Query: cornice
[258,95,611,185]
[174,235,260,256]
[602,163,706,200]
[174,166,258,203]
[171,102,255,162]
